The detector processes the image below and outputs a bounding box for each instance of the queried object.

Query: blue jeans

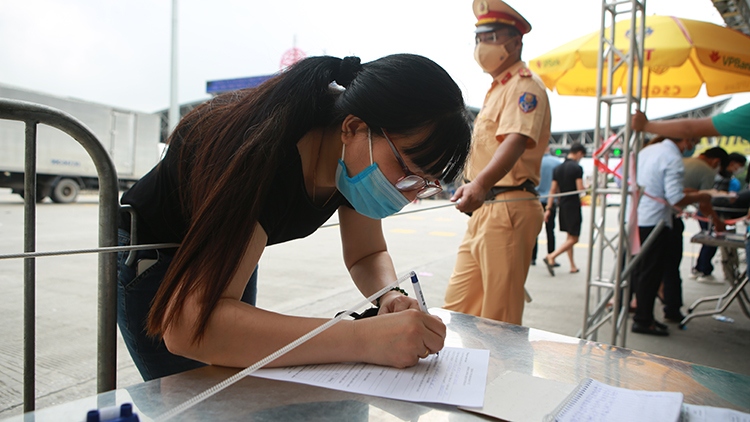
[117,229,258,381]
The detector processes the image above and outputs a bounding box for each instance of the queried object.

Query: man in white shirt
[630,136,719,336]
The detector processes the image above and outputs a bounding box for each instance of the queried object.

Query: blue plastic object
[86,403,139,422]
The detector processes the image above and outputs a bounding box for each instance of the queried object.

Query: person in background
[117,54,472,380]
[531,146,561,267]
[629,136,719,336]
[659,147,727,323]
[543,142,585,275]
[445,0,551,325]
[632,105,749,322]
[716,153,747,193]
[692,152,746,284]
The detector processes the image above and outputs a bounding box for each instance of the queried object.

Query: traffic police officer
[444,0,551,325]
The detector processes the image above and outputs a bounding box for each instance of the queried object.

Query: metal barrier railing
[0,98,119,412]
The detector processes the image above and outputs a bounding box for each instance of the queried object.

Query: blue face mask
[335,129,411,219]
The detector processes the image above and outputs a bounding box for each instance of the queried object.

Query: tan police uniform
[443,0,551,325]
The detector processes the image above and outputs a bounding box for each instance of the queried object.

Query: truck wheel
[16,185,49,203]
[50,178,80,203]
[17,190,47,203]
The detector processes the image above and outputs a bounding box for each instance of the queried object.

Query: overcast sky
[2,0,749,131]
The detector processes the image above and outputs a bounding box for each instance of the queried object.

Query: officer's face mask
[335,129,410,220]
[474,36,516,74]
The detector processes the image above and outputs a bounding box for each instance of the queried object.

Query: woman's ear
[340,115,368,146]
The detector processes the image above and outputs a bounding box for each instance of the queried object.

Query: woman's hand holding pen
[353,309,445,368]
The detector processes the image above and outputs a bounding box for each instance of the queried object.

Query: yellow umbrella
[530,15,750,98]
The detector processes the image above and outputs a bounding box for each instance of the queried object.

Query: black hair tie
[335,56,362,88]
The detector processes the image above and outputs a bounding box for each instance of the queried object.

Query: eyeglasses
[475,30,514,45]
[381,130,442,199]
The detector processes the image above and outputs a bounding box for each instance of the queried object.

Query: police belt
[482,180,539,200]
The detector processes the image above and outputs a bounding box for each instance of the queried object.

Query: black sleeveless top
[121,138,347,246]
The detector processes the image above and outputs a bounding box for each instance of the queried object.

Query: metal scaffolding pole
[580,0,646,346]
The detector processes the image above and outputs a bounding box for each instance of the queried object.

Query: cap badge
[478,0,489,15]
[518,92,538,113]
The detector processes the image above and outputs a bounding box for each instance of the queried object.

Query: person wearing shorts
[543,142,585,275]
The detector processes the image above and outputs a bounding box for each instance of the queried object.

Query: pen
[410,272,439,357]
[411,272,429,313]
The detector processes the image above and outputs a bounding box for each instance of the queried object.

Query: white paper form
[250,347,489,407]
[682,404,750,422]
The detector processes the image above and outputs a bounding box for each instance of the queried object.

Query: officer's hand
[451,182,487,213]
[544,208,551,222]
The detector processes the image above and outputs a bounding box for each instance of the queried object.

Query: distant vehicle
[0,84,163,203]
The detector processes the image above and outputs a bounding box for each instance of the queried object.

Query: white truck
[0,83,163,203]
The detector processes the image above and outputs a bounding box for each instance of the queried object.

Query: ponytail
[147,54,471,343]
[147,56,356,341]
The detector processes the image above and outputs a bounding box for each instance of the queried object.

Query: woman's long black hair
[148,54,472,342]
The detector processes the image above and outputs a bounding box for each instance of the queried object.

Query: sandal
[543,256,555,276]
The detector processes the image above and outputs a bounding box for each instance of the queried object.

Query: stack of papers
[543,377,750,422]
[544,378,684,422]
[463,372,750,422]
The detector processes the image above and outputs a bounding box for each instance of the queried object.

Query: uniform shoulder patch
[518,92,538,113]
[519,67,532,77]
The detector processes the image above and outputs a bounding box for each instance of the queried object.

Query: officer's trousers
[444,190,544,325]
